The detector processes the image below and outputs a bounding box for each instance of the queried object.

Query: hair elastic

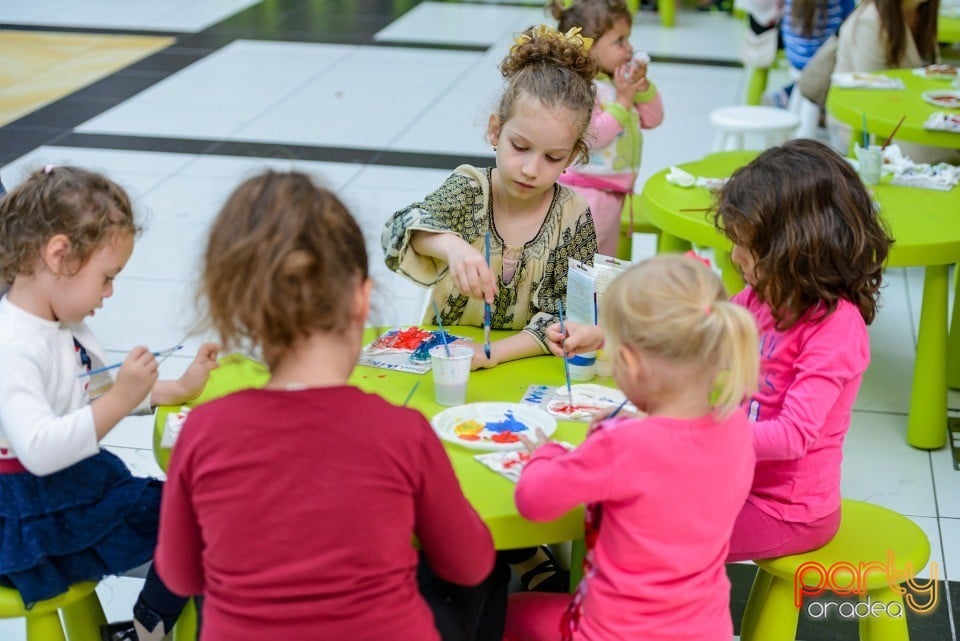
[44,165,55,174]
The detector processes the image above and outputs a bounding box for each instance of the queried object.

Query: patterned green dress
[382,165,598,351]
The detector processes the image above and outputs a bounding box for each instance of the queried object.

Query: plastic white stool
[709,106,801,151]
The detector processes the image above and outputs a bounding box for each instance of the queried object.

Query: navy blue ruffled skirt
[0,449,161,607]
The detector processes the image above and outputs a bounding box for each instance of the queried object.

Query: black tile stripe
[52,132,495,172]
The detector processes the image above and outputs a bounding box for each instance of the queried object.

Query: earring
[492,146,497,151]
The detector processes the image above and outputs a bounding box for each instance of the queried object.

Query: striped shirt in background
[781,0,855,70]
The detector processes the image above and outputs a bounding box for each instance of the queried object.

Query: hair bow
[513,24,593,54]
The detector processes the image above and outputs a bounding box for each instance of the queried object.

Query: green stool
[741,500,931,641]
[0,581,107,641]
[617,193,661,261]
[173,598,198,641]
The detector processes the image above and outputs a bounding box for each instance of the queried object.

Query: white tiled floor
[2,1,960,639]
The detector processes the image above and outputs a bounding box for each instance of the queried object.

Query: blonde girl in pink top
[715,139,893,561]
[504,253,759,641]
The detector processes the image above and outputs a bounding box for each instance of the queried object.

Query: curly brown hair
[198,171,368,368]
[550,0,632,38]
[497,25,599,163]
[713,139,893,329]
[0,166,137,288]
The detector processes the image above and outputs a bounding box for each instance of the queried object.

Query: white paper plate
[546,384,633,420]
[432,402,557,451]
[922,90,960,109]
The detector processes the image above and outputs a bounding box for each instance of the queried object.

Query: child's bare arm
[149,343,220,407]
[411,231,497,303]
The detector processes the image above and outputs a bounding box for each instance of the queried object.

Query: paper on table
[924,111,960,134]
[475,443,575,483]
[160,407,190,448]
[830,72,905,89]
[666,166,728,189]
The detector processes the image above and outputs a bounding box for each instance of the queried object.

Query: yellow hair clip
[513,24,593,54]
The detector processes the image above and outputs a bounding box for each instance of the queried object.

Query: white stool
[709,106,800,152]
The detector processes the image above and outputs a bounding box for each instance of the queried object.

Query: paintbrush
[881,115,906,150]
[556,300,574,401]
[609,399,629,418]
[483,231,492,360]
[78,345,183,378]
[431,301,451,357]
[402,381,421,407]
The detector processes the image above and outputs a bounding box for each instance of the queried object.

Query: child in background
[383,24,599,370]
[714,139,892,561]
[0,166,219,641]
[763,0,855,107]
[505,254,758,641]
[552,0,664,257]
[157,172,496,641]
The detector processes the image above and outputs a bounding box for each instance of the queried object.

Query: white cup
[854,144,882,186]
[429,345,473,406]
[568,351,596,381]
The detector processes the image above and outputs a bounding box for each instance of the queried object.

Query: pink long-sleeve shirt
[516,413,754,641]
[561,78,665,193]
[733,288,870,523]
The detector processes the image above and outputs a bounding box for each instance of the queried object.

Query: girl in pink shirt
[504,253,759,641]
[552,0,664,256]
[715,139,893,561]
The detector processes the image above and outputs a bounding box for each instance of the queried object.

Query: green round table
[155,327,594,550]
[940,16,960,43]
[826,68,960,152]
[640,150,960,449]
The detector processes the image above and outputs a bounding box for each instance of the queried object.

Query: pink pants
[570,186,624,258]
[726,500,842,562]
[503,592,571,641]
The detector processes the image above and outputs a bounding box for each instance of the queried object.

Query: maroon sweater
[157,386,494,641]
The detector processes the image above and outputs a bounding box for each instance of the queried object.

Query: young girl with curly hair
[715,139,894,561]
[382,24,599,371]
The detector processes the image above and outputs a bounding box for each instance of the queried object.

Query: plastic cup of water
[429,345,473,406]
[855,144,882,186]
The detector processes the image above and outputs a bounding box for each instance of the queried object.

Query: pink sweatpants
[726,500,842,562]
[503,592,571,641]
[570,186,624,258]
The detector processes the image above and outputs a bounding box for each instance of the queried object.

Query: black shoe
[519,546,571,593]
[100,621,137,641]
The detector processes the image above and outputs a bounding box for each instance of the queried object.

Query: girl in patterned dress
[383,24,599,370]
[0,166,219,641]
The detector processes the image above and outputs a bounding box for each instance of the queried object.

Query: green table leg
[745,66,769,106]
[658,0,675,27]
[569,539,585,592]
[947,265,960,389]
[657,231,692,254]
[714,250,744,296]
[907,265,949,449]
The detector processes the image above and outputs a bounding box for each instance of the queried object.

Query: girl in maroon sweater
[155,171,495,641]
